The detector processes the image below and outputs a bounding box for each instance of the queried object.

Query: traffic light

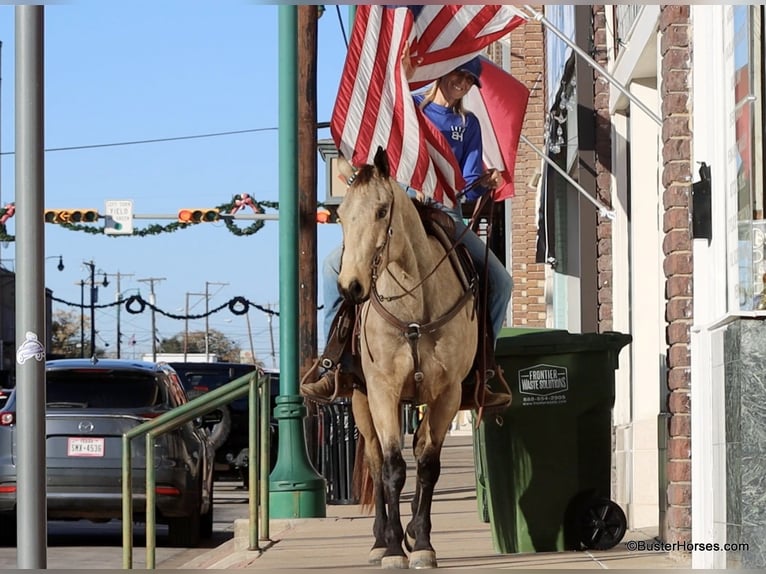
[44,209,99,223]
[177,208,220,223]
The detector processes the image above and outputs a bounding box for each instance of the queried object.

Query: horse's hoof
[368,547,387,564]
[381,555,409,569]
[409,550,437,569]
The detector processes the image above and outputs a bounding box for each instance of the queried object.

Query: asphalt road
[0,481,248,569]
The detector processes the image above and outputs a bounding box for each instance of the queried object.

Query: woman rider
[301,57,513,408]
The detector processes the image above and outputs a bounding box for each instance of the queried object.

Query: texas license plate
[67,437,105,457]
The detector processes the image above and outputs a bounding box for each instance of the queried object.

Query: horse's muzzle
[340,280,368,305]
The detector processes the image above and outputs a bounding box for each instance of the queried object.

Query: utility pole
[184,291,204,361]
[204,281,227,362]
[137,277,165,361]
[83,260,109,358]
[267,303,277,369]
[77,280,85,358]
[105,271,134,359]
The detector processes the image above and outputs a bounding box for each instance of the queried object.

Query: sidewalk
[175,433,690,570]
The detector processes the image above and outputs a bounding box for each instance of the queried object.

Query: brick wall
[509,5,546,327]
[659,5,693,546]
[592,5,613,332]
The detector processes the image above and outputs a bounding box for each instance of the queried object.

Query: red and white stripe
[331,5,527,206]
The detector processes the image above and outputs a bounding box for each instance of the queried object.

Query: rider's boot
[481,367,512,409]
[300,367,355,404]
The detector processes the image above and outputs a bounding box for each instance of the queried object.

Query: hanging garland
[0,195,335,242]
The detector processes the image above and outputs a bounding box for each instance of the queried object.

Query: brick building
[541,4,766,568]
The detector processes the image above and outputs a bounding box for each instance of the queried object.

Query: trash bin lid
[496,328,632,357]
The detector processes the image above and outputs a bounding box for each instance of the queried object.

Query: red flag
[331,5,528,207]
[463,57,530,200]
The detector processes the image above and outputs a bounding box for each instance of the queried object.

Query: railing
[120,370,271,569]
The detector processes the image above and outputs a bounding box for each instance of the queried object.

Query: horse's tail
[352,433,375,513]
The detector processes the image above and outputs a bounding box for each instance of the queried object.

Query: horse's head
[336,147,400,305]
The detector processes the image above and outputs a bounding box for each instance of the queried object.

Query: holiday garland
[0,196,335,242]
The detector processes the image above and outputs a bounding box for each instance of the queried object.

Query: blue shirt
[413,94,487,201]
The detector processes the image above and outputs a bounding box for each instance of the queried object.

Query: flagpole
[520,134,616,220]
[522,5,662,127]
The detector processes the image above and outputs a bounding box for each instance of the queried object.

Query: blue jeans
[322,199,513,346]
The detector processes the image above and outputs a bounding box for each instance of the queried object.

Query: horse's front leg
[380,441,408,569]
[352,391,388,564]
[406,385,460,569]
[366,388,408,570]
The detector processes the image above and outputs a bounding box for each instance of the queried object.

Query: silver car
[0,358,217,547]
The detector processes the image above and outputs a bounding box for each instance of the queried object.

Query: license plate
[67,437,105,457]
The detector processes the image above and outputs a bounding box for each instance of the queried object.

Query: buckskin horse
[336,148,477,569]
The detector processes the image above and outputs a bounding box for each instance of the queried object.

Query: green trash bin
[476,327,631,554]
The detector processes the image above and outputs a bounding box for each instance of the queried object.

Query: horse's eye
[376,206,388,220]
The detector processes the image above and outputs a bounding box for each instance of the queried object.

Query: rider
[301,57,513,408]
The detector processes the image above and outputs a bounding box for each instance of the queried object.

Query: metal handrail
[120,369,271,569]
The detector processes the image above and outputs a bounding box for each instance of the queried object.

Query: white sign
[104,199,133,235]
[518,364,569,406]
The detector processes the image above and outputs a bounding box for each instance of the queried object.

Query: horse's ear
[336,153,356,184]
[373,147,390,179]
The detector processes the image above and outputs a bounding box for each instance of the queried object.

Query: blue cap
[453,57,482,88]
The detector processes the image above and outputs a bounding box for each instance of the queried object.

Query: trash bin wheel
[577,497,627,550]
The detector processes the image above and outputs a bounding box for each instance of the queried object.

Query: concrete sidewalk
[174,433,690,570]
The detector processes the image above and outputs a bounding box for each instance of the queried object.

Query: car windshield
[46,370,161,409]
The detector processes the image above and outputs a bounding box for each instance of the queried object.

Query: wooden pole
[297,5,319,463]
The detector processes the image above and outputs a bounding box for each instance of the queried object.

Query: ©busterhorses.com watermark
[626,540,750,553]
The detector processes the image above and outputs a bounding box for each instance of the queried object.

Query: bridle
[360,178,476,383]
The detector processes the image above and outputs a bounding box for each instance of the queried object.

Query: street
[0,481,248,569]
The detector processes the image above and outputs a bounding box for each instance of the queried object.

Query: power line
[0,126,278,156]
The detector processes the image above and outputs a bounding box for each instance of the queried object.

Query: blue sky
[0,2,348,363]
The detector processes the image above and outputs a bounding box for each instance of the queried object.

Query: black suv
[168,363,278,483]
[0,359,217,547]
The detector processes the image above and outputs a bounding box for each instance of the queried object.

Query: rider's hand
[401,43,419,81]
[484,169,503,190]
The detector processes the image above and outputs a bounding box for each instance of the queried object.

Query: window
[731,6,765,311]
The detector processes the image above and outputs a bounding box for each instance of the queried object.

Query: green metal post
[269,4,326,519]
[259,377,270,540]
[146,433,156,569]
[121,435,133,569]
[248,375,259,551]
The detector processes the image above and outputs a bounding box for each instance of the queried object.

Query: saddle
[309,200,509,412]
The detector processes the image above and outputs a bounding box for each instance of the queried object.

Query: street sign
[104,200,133,235]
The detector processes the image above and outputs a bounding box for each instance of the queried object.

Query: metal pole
[267,304,276,369]
[522,4,662,126]
[520,134,616,219]
[137,277,165,361]
[79,280,85,358]
[204,281,209,362]
[14,6,47,567]
[269,5,326,519]
[245,309,256,365]
[184,292,190,361]
[87,260,96,358]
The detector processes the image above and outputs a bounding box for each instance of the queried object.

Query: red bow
[0,204,15,225]
[230,193,261,215]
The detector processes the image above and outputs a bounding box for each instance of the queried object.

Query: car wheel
[167,503,201,548]
[208,405,232,450]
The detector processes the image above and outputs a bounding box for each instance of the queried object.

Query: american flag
[330,5,528,207]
